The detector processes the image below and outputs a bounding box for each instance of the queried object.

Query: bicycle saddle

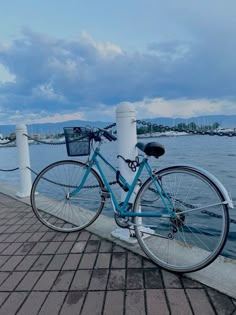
[136,142,165,158]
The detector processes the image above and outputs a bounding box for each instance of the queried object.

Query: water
[0,135,236,258]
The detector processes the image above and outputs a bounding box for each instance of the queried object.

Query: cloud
[0,26,235,124]
[132,98,236,118]
[0,64,16,83]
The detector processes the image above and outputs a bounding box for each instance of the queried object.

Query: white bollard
[111,103,139,243]
[15,124,32,198]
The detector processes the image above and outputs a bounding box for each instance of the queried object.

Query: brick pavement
[0,192,235,315]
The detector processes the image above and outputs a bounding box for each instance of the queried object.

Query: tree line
[137,122,220,135]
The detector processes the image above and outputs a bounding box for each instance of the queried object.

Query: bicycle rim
[133,166,229,273]
[31,160,105,232]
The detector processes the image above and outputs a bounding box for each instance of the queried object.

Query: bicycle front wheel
[31,160,105,232]
[133,166,229,273]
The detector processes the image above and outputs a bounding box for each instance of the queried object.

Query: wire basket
[64,127,91,156]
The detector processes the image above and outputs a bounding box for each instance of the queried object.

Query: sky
[0,0,236,125]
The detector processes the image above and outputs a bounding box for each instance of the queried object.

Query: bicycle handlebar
[91,128,117,142]
[103,130,117,141]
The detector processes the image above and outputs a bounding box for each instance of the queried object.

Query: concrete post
[111,103,139,243]
[15,124,32,198]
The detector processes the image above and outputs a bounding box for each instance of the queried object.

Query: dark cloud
[0,26,236,118]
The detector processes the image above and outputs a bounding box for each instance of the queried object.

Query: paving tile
[144,269,163,289]
[81,291,105,315]
[143,259,157,268]
[71,241,87,253]
[51,270,75,291]
[15,242,36,255]
[56,241,74,254]
[60,291,86,315]
[182,276,203,288]
[95,253,111,269]
[15,255,39,271]
[85,240,100,252]
[25,217,38,225]
[107,269,126,290]
[64,232,79,241]
[90,234,101,241]
[113,244,126,252]
[125,290,146,315]
[29,242,48,255]
[52,232,68,242]
[186,289,218,315]
[31,255,53,271]
[37,225,50,232]
[103,290,124,315]
[99,240,113,252]
[89,269,109,290]
[46,254,67,270]
[17,291,48,315]
[1,233,19,243]
[79,253,97,269]
[40,231,56,242]
[0,271,26,291]
[1,242,22,255]
[15,232,33,243]
[0,292,28,315]
[42,241,62,254]
[127,269,144,289]
[70,269,92,290]
[62,253,81,270]
[162,270,183,288]
[34,270,59,290]
[0,272,10,286]
[207,287,235,315]
[78,230,91,241]
[0,234,9,242]
[16,271,42,291]
[0,226,8,234]
[166,289,193,315]
[0,256,10,269]
[3,225,20,233]
[111,252,127,268]
[0,255,24,271]
[19,224,36,233]
[146,289,169,315]
[38,291,67,315]
[0,292,9,307]
[127,251,142,268]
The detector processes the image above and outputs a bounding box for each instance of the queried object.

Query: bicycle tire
[31,160,105,232]
[133,165,229,273]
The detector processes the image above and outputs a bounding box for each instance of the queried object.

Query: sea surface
[0,134,236,258]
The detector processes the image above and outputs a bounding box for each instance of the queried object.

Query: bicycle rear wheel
[133,166,229,273]
[31,160,105,232]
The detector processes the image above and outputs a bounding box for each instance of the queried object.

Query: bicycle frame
[69,146,174,218]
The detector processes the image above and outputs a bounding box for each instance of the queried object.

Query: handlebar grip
[104,130,117,141]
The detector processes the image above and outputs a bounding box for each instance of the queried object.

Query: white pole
[111,103,139,243]
[16,124,32,198]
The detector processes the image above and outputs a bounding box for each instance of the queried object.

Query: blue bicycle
[31,126,233,272]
